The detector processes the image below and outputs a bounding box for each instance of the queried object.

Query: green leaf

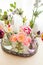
[18,8,23,15]
[10,2,16,9]
[13,2,16,8]
[30,20,34,28]
[0,14,3,20]
[0,9,2,13]
[4,11,7,15]
[5,20,9,25]
[38,11,43,15]
[14,2,16,5]
[10,9,13,12]
[33,10,43,17]
[10,4,14,7]
[23,16,27,23]
[33,11,38,17]
[2,15,8,20]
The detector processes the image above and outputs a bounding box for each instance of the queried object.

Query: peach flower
[17,32,26,43]
[0,25,3,30]
[9,34,17,42]
[9,32,32,46]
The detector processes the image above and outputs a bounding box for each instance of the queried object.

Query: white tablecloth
[0,38,43,65]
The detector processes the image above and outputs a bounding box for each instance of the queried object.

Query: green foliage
[0,9,3,20]
[30,1,43,29]
[4,11,7,15]
[10,4,14,7]
[17,8,23,15]
[10,9,13,12]
[2,15,8,20]
[10,2,23,16]
[5,20,9,25]
[30,20,34,28]
[2,11,8,20]
[15,42,23,53]
[33,10,43,17]
[10,2,16,12]
[0,9,2,13]
[0,14,3,20]
[0,10,8,21]
[23,16,27,23]
[10,2,16,9]
[14,2,16,8]
[33,10,38,17]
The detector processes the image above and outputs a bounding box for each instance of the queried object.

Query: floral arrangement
[0,0,43,55]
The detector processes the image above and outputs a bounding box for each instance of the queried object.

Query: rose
[17,32,26,43]
[9,34,17,42]
[20,26,31,35]
[23,36,32,46]
[9,32,32,46]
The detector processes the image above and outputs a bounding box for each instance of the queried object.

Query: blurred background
[0,0,43,32]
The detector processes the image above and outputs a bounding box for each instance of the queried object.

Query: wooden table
[0,38,43,65]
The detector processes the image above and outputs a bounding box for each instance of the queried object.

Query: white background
[0,0,43,32]
[0,1,43,65]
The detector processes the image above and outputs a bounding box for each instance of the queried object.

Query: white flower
[13,14,23,33]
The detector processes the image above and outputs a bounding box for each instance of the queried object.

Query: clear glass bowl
[1,37,38,57]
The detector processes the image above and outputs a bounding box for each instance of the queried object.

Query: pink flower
[20,26,31,35]
[17,32,26,43]
[9,31,32,47]
[23,36,32,46]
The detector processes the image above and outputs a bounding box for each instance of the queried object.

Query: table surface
[0,38,43,65]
